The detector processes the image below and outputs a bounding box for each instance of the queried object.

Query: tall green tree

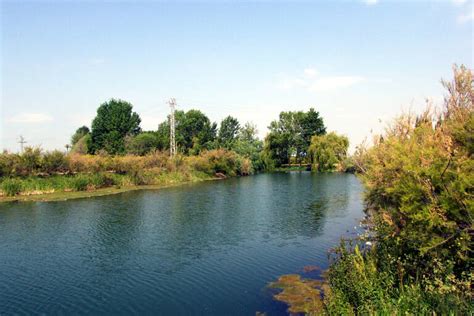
[90,99,141,155]
[218,116,240,149]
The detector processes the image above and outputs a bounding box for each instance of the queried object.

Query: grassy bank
[0,149,251,202]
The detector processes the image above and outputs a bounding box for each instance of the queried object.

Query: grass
[0,172,218,203]
[0,170,216,203]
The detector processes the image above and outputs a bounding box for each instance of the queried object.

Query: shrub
[18,147,42,175]
[41,150,68,174]
[1,178,23,196]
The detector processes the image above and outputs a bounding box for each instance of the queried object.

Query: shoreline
[0,177,222,204]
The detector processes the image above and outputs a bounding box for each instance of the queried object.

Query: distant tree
[125,132,158,156]
[301,108,326,149]
[239,122,259,142]
[90,99,141,155]
[263,108,326,166]
[233,122,264,170]
[218,116,240,149]
[309,132,349,172]
[71,134,92,154]
[71,126,90,145]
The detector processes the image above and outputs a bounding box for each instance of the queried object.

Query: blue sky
[1,0,472,152]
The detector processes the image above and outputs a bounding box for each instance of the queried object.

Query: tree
[71,126,90,145]
[71,134,92,154]
[90,99,141,155]
[125,132,159,155]
[233,122,264,171]
[218,116,240,149]
[263,108,326,167]
[155,109,217,155]
[309,132,349,172]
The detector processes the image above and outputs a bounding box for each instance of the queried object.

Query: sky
[1,0,473,152]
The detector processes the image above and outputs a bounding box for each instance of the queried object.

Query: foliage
[156,109,217,154]
[324,65,474,314]
[186,149,252,177]
[90,99,141,155]
[309,132,349,172]
[125,132,159,155]
[71,126,90,145]
[71,134,92,155]
[233,122,264,171]
[42,150,68,174]
[263,108,326,167]
[217,116,240,149]
[1,178,23,196]
[0,149,250,196]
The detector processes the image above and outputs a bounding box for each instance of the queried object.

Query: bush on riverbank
[324,65,474,314]
[270,65,473,314]
[0,149,252,197]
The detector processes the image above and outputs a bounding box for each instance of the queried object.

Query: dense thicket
[324,65,473,314]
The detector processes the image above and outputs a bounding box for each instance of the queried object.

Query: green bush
[41,150,68,174]
[1,178,23,196]
[323,65,474,314]
[70,175,90,191]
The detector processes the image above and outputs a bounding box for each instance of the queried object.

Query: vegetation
[90,99,141,154]
[263,108,326,168]
[0,149,252,198]
[309,132,349,172]
[270,65,473,314]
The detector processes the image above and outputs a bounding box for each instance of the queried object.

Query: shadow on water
[0,172,364,315]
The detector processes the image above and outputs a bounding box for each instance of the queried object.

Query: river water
[0,172,364,315]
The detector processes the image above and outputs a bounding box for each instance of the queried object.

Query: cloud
[276,68,365,93]
[8,113,53,123]
[363,0,378,5]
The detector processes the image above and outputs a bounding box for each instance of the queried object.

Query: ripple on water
[0,173,364,315]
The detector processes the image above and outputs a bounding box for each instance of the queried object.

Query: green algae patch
[269,274,326,315]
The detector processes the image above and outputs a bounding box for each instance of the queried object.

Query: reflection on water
[0,172,364,315]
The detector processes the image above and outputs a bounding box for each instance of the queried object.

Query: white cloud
[276,68,365,93]
[363,0,378,5]
[8,113,53,123]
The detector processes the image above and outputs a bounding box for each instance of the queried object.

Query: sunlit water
[0,172,364,315]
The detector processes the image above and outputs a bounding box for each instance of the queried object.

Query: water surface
[0,172,364,315]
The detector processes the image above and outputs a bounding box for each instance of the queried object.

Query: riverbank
[0,149,253,203]
[0,175,221,203]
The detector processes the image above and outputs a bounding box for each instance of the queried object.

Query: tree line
[70,99,350,172]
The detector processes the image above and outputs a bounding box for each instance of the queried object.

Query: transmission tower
[18,135,27,153]
[168,98,177,157]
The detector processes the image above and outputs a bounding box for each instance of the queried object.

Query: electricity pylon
[18,135,27,153]
[168,98,177,157]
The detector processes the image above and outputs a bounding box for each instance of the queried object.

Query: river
[0,172,364,315]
